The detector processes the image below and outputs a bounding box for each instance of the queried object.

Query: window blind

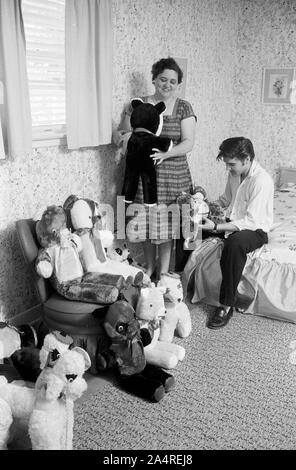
[22,0,66,136]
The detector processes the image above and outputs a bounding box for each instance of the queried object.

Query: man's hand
[198,216,215,231]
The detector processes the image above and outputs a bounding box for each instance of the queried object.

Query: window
[22,0,66,146]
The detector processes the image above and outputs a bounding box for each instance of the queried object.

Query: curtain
[65,0,113,150]
[0,0,32,158]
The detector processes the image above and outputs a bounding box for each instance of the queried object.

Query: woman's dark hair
[151,57,183,84]
[216,137,255,162]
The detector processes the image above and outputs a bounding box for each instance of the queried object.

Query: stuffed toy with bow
[157,272,192,343]
[0,337,90,450]
[96,300,175,402]
[35,205,130,305]
[121,98,173,205]
[135,284,185,370]
[63,195,149,286]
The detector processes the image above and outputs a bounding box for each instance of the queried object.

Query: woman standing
[118,57,197,279]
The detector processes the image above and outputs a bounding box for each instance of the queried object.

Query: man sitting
[199,136,274,329]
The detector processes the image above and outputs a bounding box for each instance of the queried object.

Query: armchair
[16,218,108,373]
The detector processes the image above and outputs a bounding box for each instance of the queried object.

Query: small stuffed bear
[96,300,175,402]
[35,205,129,304]
[122,98,173,205]
[135,284,185,370]
[177,185,210,250]
[157,272,192,343]
[63,195,148,286]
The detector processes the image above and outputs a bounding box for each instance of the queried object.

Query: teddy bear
[0,344,90,450]
[135,284,186,370]
[96,300,175,402]
[177,185,210,250]
[157,272,192,343]
[121,98,173,205]
[63,195,149,286]
[35,205,131,305]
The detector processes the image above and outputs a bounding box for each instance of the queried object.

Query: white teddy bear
[157,272,192,343]
[135,284,185,370]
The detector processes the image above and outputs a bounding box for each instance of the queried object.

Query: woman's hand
[198,217,215,231]
[150,148,171,166]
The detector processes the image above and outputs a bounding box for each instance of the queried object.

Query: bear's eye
[117,323,127,334]
[150,304,153,307]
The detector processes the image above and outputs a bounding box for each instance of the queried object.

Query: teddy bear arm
[140,327,153,347]
[35,249,53,279]
[96,349,117,371]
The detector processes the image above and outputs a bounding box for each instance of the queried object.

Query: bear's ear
[131,98,144,109]
[154,101,166,114]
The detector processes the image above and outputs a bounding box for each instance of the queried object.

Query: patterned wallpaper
[0,0,295,320]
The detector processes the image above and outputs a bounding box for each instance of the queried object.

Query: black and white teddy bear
[122,98,173,206]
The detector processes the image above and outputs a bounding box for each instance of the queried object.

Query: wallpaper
[0,0,295,320]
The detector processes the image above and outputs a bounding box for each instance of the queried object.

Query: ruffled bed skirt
[183,237,296,324]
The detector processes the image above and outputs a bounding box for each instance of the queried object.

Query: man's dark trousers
[219,229,268,307]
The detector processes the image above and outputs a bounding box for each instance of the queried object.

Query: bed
[183,167,296,323]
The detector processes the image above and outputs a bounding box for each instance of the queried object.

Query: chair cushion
[43,293,108,335]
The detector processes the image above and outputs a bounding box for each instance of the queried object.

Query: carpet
[73,302,296,450]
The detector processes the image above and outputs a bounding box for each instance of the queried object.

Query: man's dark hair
[151,57,183,84]
[216,137,255,162]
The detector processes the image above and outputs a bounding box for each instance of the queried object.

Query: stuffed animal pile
[35,204,137,305]
[0,330,90,450]
[121,98,172,206]
[62,194,149,285]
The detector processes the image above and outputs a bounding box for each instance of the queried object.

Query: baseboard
[11,304,43,326]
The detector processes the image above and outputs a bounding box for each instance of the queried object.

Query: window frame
[22,0,66,148]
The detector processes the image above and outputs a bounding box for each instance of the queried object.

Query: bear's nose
[66,374,77,382]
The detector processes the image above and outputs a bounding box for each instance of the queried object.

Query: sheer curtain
[0,0,32,158]
[65,0,113,149]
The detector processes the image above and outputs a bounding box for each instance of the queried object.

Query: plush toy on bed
[35,205,130,304]
[135,284,186,370]
[96,300,175,402]
[63,195,149,286]
[121,98,173,206]
[157,272,192,343]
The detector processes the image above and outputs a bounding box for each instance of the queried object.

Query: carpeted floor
[73,302,296,450]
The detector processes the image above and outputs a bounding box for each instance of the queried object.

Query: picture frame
[262,67,295,104]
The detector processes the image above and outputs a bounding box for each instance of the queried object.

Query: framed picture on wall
[262,67,295,104]
[174,57,187,99]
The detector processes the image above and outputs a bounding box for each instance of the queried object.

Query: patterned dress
[125,97,196,244]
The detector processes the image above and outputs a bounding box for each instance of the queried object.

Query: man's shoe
[206,307,233,329]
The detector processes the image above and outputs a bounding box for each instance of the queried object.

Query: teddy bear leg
[119,374,165,402]
[144,347,179,370]
[176,305,192,338]
[142,364,175,393]
[133,271,144,286]
[152,341,186,362]
[29,407,65,450]
[0,398,13,450]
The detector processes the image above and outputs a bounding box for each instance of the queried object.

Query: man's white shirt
[217,160,274,235]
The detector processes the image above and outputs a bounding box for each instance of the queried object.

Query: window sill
[32,125,67,148]
[32,135,67,148]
